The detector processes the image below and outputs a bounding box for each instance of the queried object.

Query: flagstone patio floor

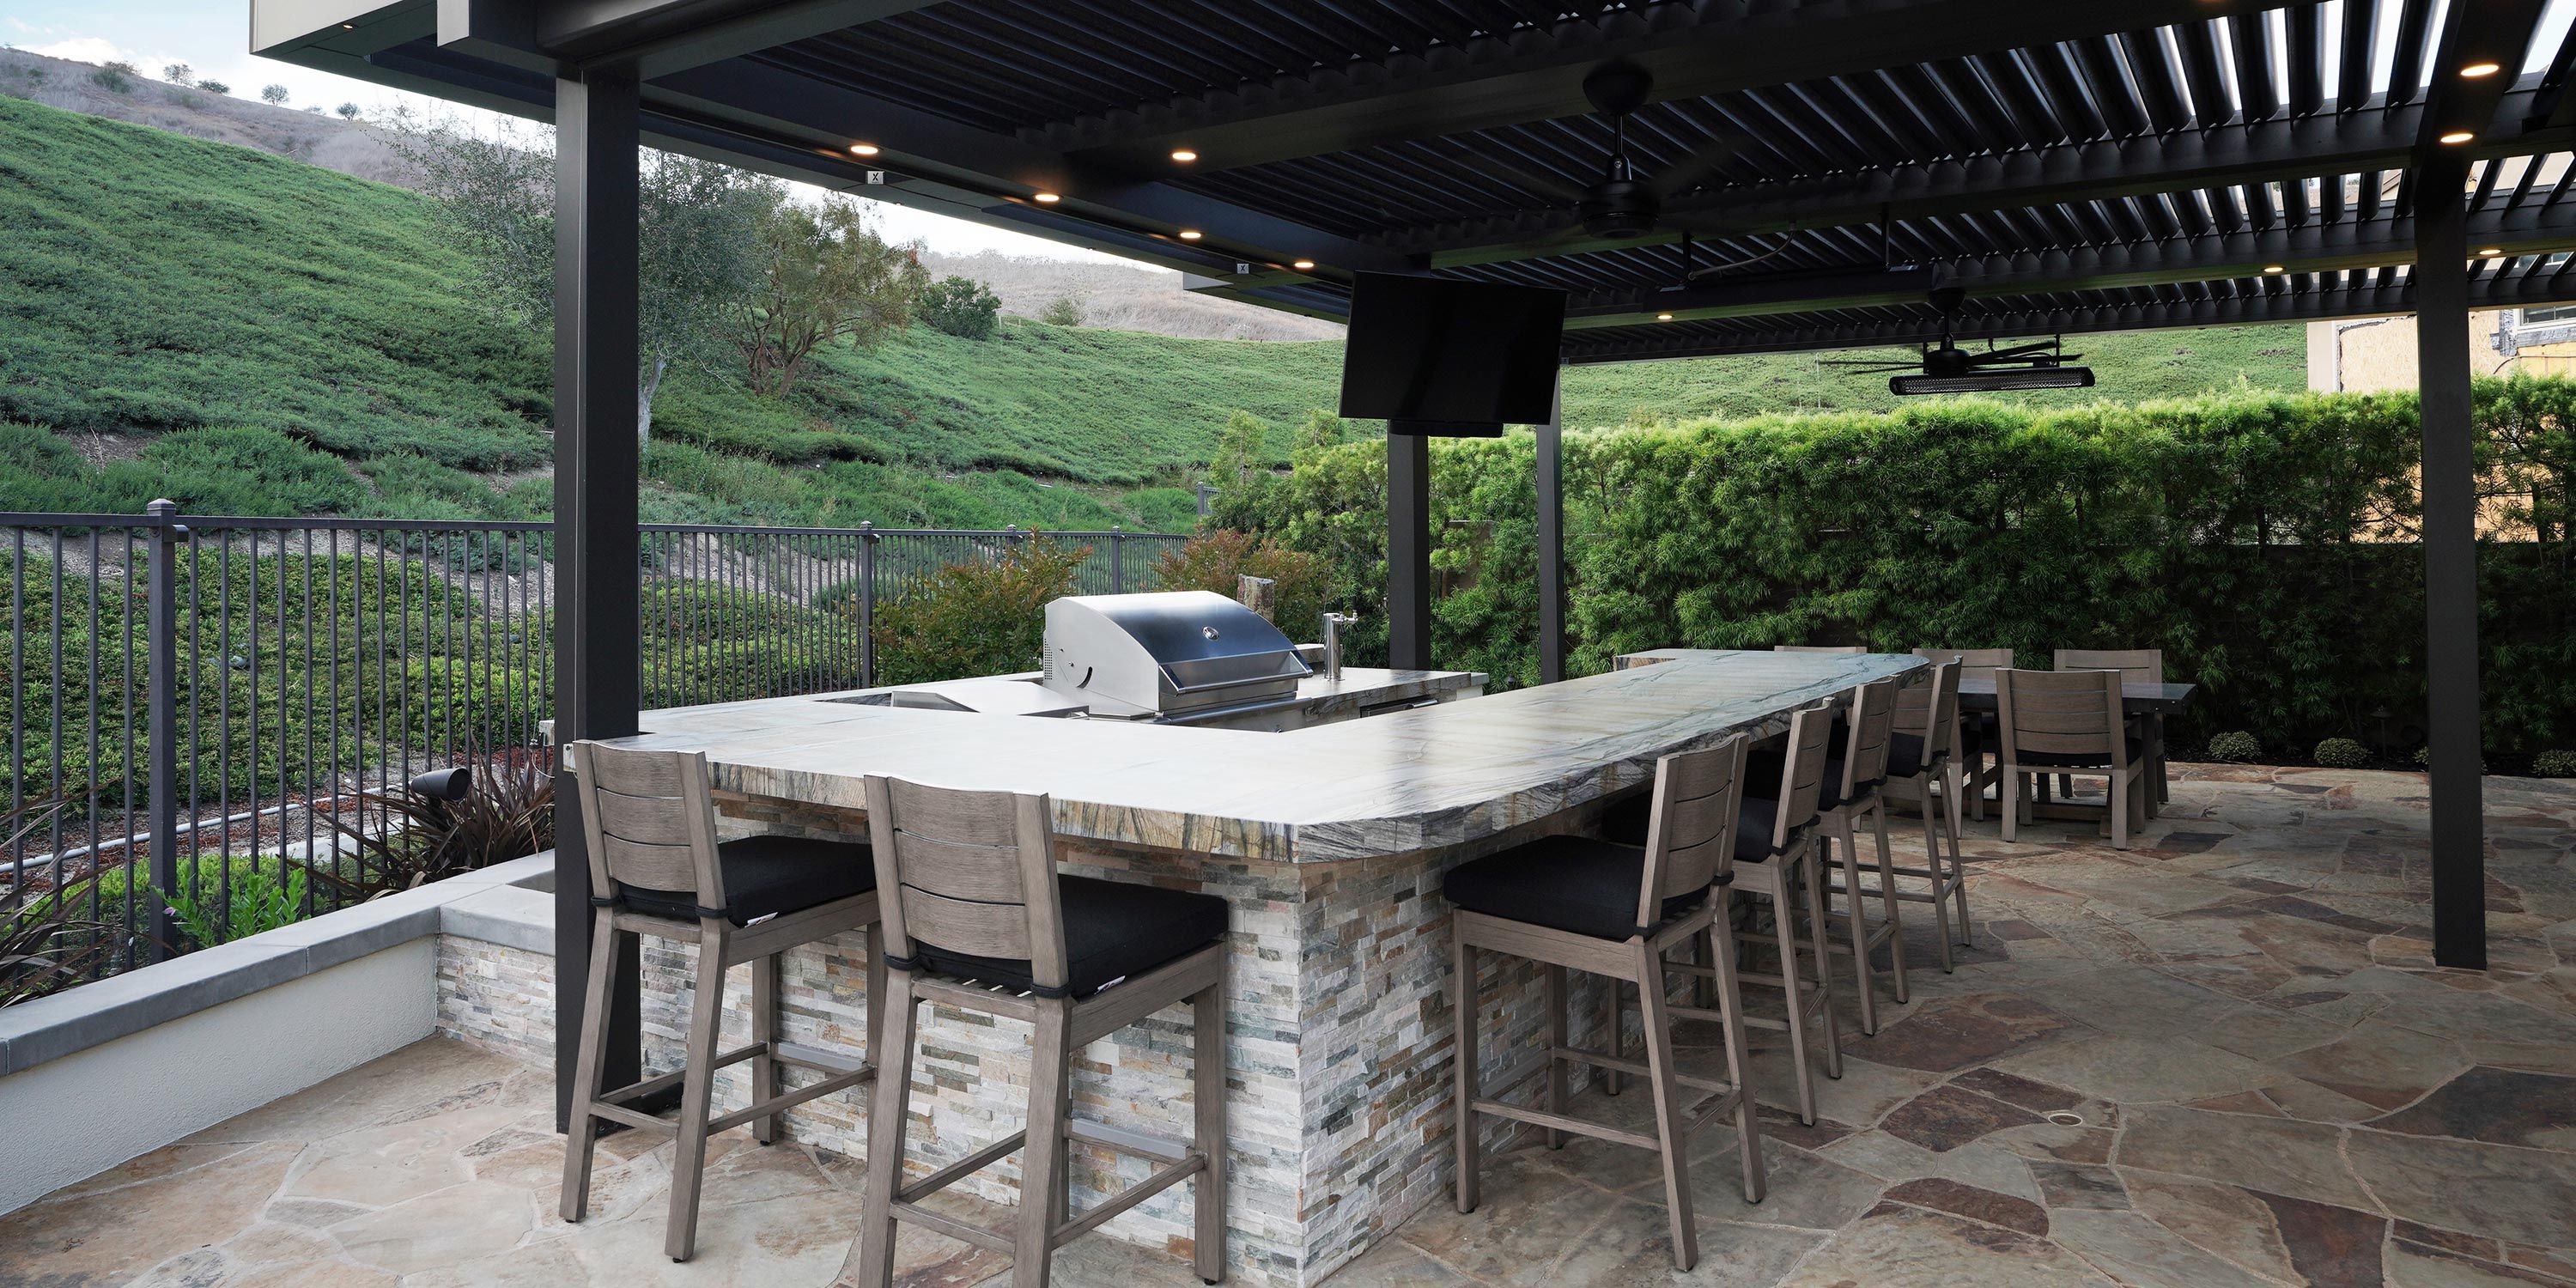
[3,764,2572,1287]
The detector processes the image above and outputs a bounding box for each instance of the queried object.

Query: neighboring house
[2309,293,2576,392]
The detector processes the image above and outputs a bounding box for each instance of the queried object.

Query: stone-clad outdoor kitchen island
[593,649,1923,1286]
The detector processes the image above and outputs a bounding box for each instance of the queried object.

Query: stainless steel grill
[1042,592,1312,721]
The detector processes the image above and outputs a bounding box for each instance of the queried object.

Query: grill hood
[1042,591,1312,720]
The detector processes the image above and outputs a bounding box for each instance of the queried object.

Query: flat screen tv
[1338,273,1566,436]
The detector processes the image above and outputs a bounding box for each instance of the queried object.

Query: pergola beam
[1397,87,2567,268]
[1041,0,2316,172]
[1564,202,2576,328]
[434,0,949,77]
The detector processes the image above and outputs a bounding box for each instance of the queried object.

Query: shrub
[324,750,554,896]
[2205,731,2262,762]
[2412,744,2488,773]
[2312,738,2370,769]
[1037,294,1085,327]
[919,276,1001,339]
[161,863,305,948]
[91,62,135,93]
[2533,750,2576,778]
[195,79,230,95]
[872,535,1090,684]
[1151,529,1329,637]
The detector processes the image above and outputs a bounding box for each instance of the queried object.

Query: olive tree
[389,114,770,444]
[717,198,928,396]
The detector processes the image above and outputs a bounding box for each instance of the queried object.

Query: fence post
[857,522,876,689]
[1110,526,1124,593]
[144,499,182,963]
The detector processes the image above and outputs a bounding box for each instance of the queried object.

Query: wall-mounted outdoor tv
[1337,273,1566,436]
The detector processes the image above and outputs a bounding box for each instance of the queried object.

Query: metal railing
[0,506,1183,978]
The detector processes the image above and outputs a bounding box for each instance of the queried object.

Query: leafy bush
[919,276,1002,340]
[2532,750,2576,778]
[2415,745,2488,773]
[195,80,230,95]
[161,863,304,947]
[91,62,134,92]
[1037,295,1085,327]
[2312,738,2370,769]
[2205,732,2262,762]
[1151,529,1329,638]
[872,535,1090,684]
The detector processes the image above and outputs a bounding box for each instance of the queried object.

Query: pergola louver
[249,0,2567,1127]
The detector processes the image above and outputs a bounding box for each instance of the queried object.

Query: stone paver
[0,766,2570,1286]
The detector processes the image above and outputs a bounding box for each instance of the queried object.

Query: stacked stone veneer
[429,793,1613,1288]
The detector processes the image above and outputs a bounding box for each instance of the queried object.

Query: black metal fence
[0,507,1182,978]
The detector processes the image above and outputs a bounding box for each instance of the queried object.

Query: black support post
[1387,433,1432,671]
[2415,151,2487,971]
[552,66,648,1128]
[1535,377,1567,685]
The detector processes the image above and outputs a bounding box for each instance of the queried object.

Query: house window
[2523,304,2576,326]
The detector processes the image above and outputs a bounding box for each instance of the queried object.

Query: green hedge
[1217,378,2576,753]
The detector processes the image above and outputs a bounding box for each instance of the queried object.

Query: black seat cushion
[1443,835,1705,941]
[911,875,1228,999]
[619,835,877,925]
[1885,731,1929,781]
[2009,737,2146,769]
[1602,793,1789,864]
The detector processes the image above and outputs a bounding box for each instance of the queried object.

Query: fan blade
[1649,128,1757,200]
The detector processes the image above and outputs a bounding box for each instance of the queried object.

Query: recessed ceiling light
[848,143,880,156]
[1033,191,1060,203]
[1177,229,1202,240]
[1170,149,1199,162]
[2263,264,2287,274]
[2479,246,2503,256]
[2439,131,2476,144]
[2461,62,2503,78]
[1292,259,1315,270]
[339,21,355,29]
[1656,312,1674,321]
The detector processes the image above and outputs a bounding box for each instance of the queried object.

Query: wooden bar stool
[1443,737,1765,1272]
[558,742,885,1263]
[1804,677,1908,1036]
[1603,705,1844,1125]
[1914,648,2014,821]
[1997,668,2147,849]
[851,777,1230,1288]
[1868,661,1973,971]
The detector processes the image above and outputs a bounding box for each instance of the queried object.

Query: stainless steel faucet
[1321,611,1358,680]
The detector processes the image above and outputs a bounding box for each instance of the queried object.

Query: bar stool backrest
[2055,647,2164,687]
[1914,647,2014,684]
[566,741,726,916]
[1996,668,2129,770]
[1634,736,1750,927]
[1774,644,1867,654]
[1839,677,1900,799]
[862,777,1070,993]
[1894,661,1962,762]
[1767,703,1838,851]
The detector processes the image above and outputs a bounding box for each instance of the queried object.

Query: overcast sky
[3,1,1127,263]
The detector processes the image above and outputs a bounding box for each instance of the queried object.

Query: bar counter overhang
[594,649,1922,1285]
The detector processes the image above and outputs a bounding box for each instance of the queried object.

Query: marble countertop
[601,652,1922,864]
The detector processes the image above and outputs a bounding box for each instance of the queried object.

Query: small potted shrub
[2312,738,2370,769]
[2531,750,2576,779]
[2204,731,2261,763]
[2412,745,2488,774]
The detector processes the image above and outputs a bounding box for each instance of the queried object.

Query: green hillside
[0,94,2310,530]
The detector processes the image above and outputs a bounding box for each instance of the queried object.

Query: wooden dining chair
[1915,648,2014,820]
[1443,737,1765,1272]
[558,742,884,1263]
[1995,668,2148,850]
[851,777,1230,1288]
[1868,661,1972,971]
[2055,647,2167,813]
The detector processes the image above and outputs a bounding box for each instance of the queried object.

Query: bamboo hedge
[1213,377,2576,757]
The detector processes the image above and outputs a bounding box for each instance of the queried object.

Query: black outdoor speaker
[408,767,473,802]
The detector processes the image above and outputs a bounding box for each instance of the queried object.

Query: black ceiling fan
[1480,58,1752,246]
[1822,287,2096,395]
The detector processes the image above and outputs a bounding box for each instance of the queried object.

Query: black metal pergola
[253,0,2573,1118]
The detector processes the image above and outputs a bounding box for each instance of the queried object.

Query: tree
[1296,408,1345,456]
[716,198,928,396]
[161,63,191,83]
[919,275,1002,339]
[1216,410,1270,483]
[90,62,135,93]
[389,112,772,444]
[1037,294,1085,327]
[195,79,230,95]
[335,102,361,119]
[260,83,289,105]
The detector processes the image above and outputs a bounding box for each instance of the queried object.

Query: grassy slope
[0,94,2312,531]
